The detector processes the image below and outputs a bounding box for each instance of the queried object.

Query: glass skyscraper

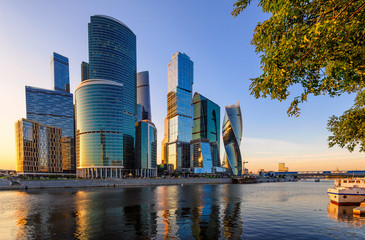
[75,80,124,168]
[222,101,243,176]
[51,52,70,93]
[192,92,221,167]
[135,120,157,177]
[15,118,63,173]
[25,86,75,172]
[165,52,194,169]
[76,15,137,177]
[137,71,151,121]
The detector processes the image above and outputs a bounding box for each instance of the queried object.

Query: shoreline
[0,178,232,190]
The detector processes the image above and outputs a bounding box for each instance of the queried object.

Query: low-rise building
[15,118,63,174]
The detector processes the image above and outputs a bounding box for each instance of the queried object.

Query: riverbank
[0,178,232,190]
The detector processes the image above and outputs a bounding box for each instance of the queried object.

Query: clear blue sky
[0,0,363,171]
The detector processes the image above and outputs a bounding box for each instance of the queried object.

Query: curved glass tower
[222,101,243,176]
[75,80,124,168]
[76,15,137,175]
[89,15,136,167]
[137,71,151,121]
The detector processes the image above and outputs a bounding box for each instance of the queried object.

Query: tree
[232,0,365,152]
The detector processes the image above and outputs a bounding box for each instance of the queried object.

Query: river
[0,180,364,239]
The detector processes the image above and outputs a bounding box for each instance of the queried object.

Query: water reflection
[5,184,245,239]
[2,183,365,239]
[327,202,365,226]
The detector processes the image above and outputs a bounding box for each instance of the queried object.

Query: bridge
[274,170,365,178]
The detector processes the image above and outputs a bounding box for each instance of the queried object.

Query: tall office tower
[76,15,136,177]
[137,71,151,121]
[81,61,89,81]
[15,118,63,174]
[26,86,75,172]
[51,52,70,93]
[161,117,169,165]
[191,92,221,167]
[135,120,157,177]
[165,52,194,169]
[222,101,243,176]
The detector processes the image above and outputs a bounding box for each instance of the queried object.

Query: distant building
[190,139,213,173]
[15,118,62,174]
[25,85,75,173]
[81,61,89,81]
[161,117,169,165]
[51,52,70,93]
[191,92,220,167]
[278,163,289,172]
[165,52,194,170]
[222,101,243,176]
[137,71,151,121]
[135,120,157,177]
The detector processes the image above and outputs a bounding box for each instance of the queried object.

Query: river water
[0,180,364,239]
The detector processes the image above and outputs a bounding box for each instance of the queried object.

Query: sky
[0,0,363,172]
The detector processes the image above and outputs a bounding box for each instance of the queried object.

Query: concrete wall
[12,178,232,189]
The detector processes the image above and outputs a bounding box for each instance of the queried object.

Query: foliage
[232,0,365,151]
[328,90,365,152]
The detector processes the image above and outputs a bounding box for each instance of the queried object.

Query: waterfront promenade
[0,178,232,190]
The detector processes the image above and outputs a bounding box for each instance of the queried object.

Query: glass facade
[81,61,89,81]
[137,104,143,122]
[222,102,243,176]
[161,117,169,165]
[190,139,213,173]
[87,15,137,170]
[137,71,151,121]
[166,52,194,169]
[135,120,157,170]
[75,80,126,168]
[25,86,75,172]
[15,118,63,173]
[192,92,221,167]
[88,15,136,118]
[51,52,70,93]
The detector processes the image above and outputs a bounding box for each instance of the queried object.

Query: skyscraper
[191,92,221,167]
[135,120,157,177]
[51,52,70,93]
[222,101,243,176]
[15,118,63,174]
[88,15,136,167]
[25,86,75,172]
[165,52,194,169]
[76,15,137,177]
[137,71,151,121]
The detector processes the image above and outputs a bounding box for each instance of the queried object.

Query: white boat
[327,178,365,206]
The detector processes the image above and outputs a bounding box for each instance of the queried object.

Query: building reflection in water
[74,188,158,239]
[9,184,245,239]
[219,184,243,239]
[327,202,365,226]
[14,190,77,239]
